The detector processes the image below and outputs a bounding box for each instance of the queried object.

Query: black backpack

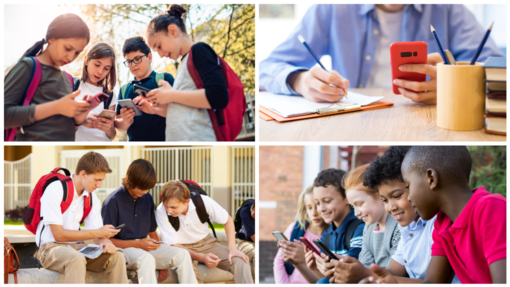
[73,78,114,110]
[234,199,254,233]
[167,180,217,239]
[323,218,363,250]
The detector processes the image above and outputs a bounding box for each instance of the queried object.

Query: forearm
[311,268,325,279]
[51,225,97,242]
[294,263,319,283]
[171,89,211,109]
[172,243,204,262]
[33,101,62,122]
[109,238,140,249]
[223,217,237,250]
[152,105,168,118]
[106,124,116,140]
[94,238,113,246]
[114,118,132,132]
[73,110,88,124]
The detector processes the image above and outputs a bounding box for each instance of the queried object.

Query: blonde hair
[343,164,378,198]
[294,186,314,230]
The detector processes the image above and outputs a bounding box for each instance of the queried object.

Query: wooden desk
[259,89,506,141]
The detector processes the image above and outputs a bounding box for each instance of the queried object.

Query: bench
[5,229,235,284]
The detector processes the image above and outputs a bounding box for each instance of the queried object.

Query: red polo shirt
[431,186,506,283]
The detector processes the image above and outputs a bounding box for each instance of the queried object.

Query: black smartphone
[154,241,164,244]
[133,84,151,96]
[114,223,126,230]
[313,239,339,260]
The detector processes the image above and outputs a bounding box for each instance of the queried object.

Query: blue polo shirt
[117,70,175,141]
[320,210,365,259]
[101,185,157,240]
[236,199,255,242]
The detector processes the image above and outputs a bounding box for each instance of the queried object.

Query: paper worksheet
[258,91,384,118]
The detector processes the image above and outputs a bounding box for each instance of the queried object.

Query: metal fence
[4,154,32,211]
[231,146,255,215]
[142,147,213,207]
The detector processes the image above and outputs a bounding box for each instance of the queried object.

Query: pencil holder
[437,62,485,131]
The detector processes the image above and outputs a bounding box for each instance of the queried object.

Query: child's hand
[333,255,373,283]
[146,80,173,106]
[119,107,135,125]
[314,252,330,276]
[133,96,156,114]
[200,253,221,268]
[96,115,114,133]
[82,113,98,129]
[59,90,91,117]
[305,248,317,271]
[280,240,306,265]
[364,264,397,284]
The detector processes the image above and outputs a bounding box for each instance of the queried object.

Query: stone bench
[5,229,235,284]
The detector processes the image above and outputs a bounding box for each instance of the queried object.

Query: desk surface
[259,89,506,142]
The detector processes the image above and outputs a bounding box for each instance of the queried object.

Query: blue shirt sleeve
[346,223,365,259]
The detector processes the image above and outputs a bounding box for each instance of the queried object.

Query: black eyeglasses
[123,54,147,67]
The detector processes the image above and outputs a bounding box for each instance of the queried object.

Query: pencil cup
[437,62,485,131]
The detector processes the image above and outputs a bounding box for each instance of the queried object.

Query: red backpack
[22,168,92,240]
[187,45,246,141]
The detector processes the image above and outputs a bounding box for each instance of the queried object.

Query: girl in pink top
[274,186,329,283]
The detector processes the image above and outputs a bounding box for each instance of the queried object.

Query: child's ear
[426,168,439,190]
[167,24,179,37]
[148,52,152,64]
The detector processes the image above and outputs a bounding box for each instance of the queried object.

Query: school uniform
[101,186,197,284]
[35,174,127,283]
[235,200,255,277]
[431,186,506,283]
[156,195,253,283]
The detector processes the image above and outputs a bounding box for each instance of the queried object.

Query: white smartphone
[97,110,116,119]
[118,99,142,116]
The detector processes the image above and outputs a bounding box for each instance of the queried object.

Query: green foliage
[467,146,506,197]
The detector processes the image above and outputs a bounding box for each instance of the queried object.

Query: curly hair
[363,146,411,190]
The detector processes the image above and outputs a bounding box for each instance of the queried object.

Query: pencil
[430,25,450,65]
[469,22,493,65]
[298,35,347,98]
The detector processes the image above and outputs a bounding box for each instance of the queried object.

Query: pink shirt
[273,221,322,284]
[431,186,506,283]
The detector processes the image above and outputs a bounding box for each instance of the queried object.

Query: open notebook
[259,91,385,118]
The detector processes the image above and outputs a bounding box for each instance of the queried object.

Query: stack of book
[483,57,506,136]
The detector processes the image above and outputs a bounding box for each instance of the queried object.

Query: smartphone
[313,239,339,260]
[133,84,151,96]
[299,237,320,255]
[97,110,116,119]
[272,231,288,242]
[118,99,142,116]
[390,41,427,94]
[114,223,126,230]
[154,241,164,244]
[86,93,110,109]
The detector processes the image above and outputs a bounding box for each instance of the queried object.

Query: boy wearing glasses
[115,36,174,141]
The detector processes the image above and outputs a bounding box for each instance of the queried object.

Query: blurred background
[4,4,255,141]
[259,145,506,283]
[258,4,507,70]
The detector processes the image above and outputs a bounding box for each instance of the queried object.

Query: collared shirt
[235,199,255,242]
[156,195,229,245]
[101,185,157,240]
[116,70,174,141]
[431,186,506,283]
[260,4,504,94]
[36,174,103,246]
[320,210,364,258]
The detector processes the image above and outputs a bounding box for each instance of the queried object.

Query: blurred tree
[467,146,506,197]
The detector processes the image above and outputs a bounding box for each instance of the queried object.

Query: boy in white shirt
[36,151,128,283]
[156,180,253,284]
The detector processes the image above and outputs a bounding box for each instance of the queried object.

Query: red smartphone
[299,237,320,255]
[86,93,110,109]
[390,41,427,94]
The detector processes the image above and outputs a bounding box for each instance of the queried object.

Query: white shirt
[156,195,229,245]
[75,81,118,141]
[366,8,404,88]
[35,174,103,246]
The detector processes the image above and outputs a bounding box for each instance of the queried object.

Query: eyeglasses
[123,54,147,67]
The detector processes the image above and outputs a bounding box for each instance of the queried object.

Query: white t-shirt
[366,8,404,88]
[75,81,118,141]
[156,195,229,245]
[36,174,103,246]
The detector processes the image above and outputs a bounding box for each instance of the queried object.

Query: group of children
[274,146,506,284]
[5,5,229,141]
[34,151,255,283]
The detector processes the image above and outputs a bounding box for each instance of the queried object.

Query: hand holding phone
[133,84,151,97]
[313,239,339,260]
[97,109,116,119]
[299,237,321,255]
[114,223,126,230]
[86,93,110,109]
[118,99,142,116]
[390,41,427,94]
[154,241,163,244]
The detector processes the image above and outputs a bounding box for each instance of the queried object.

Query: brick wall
[259,241,279,283]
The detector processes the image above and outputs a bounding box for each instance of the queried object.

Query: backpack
[5,56,74,141]
[119,72,165,100]
[73,78,114,109]
[4,237,20,284]
[187,44,246,141]
[166,180,217,239]
[22,168,93,246]
[323,218,363,251]
[234,199,254,233]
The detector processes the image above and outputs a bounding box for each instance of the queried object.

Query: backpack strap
[103,91,114,110]
[190,192,217,239]
[154,72,165,87]
[63,71,74,89]
[73,78,81,92]
[167,215,180,231]
[120,83,130,100]
[344,218,363,250]
[52,167,71,177]
[80,194,92,224]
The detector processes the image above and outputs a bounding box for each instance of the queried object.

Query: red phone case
[390,41,427,94]
[299,237,320,255]
[87,93,109,109]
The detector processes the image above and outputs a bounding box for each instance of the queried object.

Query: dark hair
[364,146,410,190]
[405,146,472,184]
[76,151,112,175]
[146,4,187,37]
[122,36,151,57]
[122,159,157,191]
[81,42,116,93]
[22,13,90,59]
[251,200,255,209]
[313,168,347,198]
